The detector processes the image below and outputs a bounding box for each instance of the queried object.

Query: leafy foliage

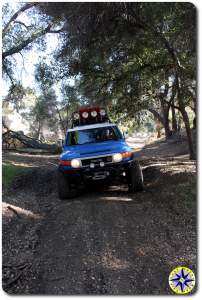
[38,2,196,113]
[2,2,197,157]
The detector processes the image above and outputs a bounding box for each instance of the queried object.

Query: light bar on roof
[73,113,80,120]
[100,109,106,116]
[91,110,97,117]
[82,111,89,118]
[72,107,108,127]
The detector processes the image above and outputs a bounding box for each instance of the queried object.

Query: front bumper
[58,159,133,184]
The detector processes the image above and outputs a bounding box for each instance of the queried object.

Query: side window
[103,127,120,140]
[113,126,123,139]
[108,128,117,140]
[67,132,78,145]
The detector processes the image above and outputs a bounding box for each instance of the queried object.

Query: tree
[2,3,68,143]
[38,2,196,158]
[2,2,65,83]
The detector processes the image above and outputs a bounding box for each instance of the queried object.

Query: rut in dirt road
[2,151,196,295]
[33,193,169,294]
[30,162,196,295]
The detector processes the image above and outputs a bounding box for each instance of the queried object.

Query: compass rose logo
[169,267,195,294]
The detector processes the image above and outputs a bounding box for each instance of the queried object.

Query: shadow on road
[2,135,197,294]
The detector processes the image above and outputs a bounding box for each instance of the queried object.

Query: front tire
[127,161,144,192]
[57,170,77,199]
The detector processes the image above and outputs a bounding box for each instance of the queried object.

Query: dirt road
[2,137,197,294]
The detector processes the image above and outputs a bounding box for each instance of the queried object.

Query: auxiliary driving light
[91,110,97,117]
[82,111,89,119]
[112,153,122,163]
[71,158,81,168]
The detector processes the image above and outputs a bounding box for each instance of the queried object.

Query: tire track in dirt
[31,186,180,294]
[2,146,196,294]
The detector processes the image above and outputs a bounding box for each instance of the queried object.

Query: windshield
[66,126,123,146]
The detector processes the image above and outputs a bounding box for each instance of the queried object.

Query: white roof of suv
[68,122,116,132]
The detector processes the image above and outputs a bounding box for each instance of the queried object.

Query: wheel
[127,161,144,192]
[57,170,77,199]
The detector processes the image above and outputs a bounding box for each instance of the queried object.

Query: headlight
[112,153,122,163]
[71,158,81,168]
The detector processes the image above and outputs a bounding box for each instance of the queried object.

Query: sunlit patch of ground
[2,202,41,220]
[101,250,130,271]
[2,140,197,294]
[2,151,59,168]
[100,196,133,202]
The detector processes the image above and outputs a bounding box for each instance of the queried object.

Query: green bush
[2,162,29,190]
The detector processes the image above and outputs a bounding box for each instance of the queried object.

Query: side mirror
[124,131,129,139]
[62,139,65,148]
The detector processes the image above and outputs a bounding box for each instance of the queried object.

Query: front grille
[81,155,112,167]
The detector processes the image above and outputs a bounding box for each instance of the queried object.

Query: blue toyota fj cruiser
[58,107,143,199]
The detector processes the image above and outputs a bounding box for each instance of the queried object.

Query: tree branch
[13,20,30,30]
[48,27,65,34]
[163,99,180,110]
[2,24,52,59]
[148,108,164,125]
[2,2,36,37]
[2,59,15,84]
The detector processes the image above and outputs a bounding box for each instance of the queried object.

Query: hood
[60,139,131,160]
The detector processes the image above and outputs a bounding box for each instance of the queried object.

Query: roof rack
[71,107,111,128]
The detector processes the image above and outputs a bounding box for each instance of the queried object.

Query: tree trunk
[56,105,66,135]
[148,108,164,125]
[163,112,172,139]
[156,121,161,138]
[36,121,41,140]
[175,74,196,160]
[171,106,178,133]
[2,128,58,151]
[148,107,171,139]
[180,105,195,160]
[160,98,172,139]
[193,117,196,129]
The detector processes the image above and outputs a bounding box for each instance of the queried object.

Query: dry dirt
[2,136,197,295]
